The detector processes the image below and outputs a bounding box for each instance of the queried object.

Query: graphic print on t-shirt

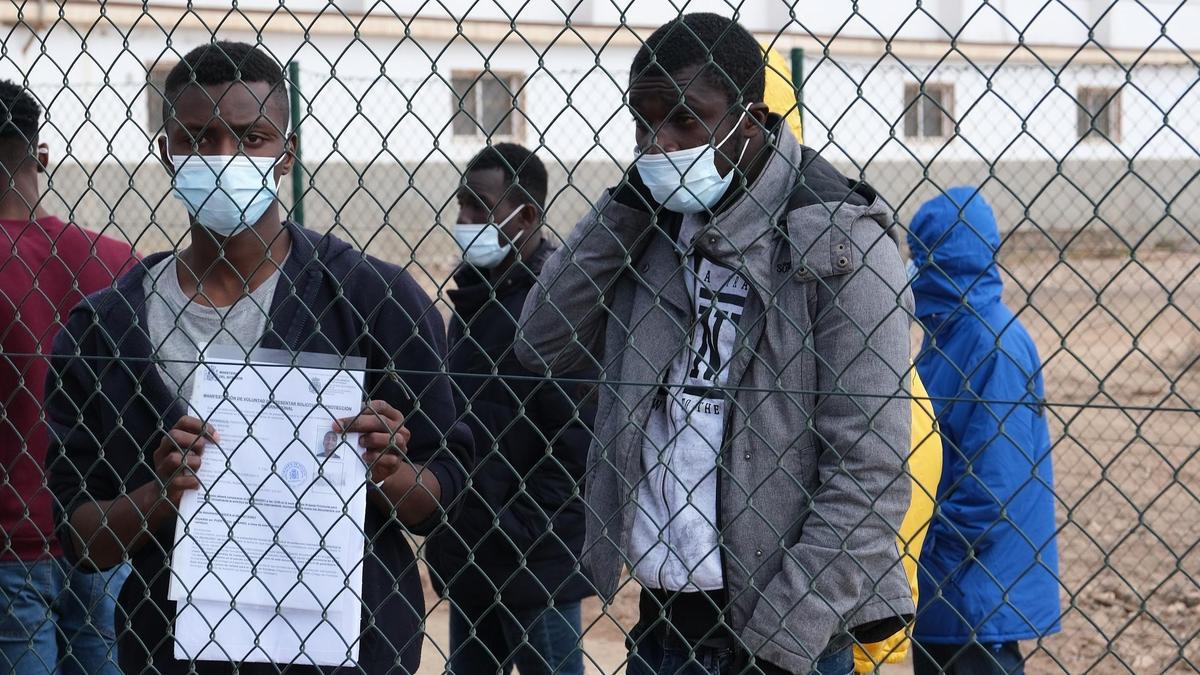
[630,239,751,592]
[685,258,748,397]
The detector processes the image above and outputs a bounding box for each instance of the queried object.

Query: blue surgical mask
[453,205,526,269]
[635,113,748,214]
[170,153,281,237]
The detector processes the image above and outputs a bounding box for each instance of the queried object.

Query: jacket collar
[78,221,341,403]
[448,237,554,310]
[91,221,331,319]
[689,115,796,265]
[659,114,803,300]
[631,117,802,314]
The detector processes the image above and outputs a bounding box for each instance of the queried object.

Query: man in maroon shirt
[0,79,136,673]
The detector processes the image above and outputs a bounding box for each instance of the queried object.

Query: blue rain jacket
[909,187,1062,644]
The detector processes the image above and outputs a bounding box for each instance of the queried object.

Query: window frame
[1076,86,1122,144]
[903,82,955,141]
[450,70,526,142]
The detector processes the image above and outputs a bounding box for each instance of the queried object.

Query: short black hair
[466,143,548,209]
[162,41,289,125]
[631,13,765,104]
[0,79,41,158]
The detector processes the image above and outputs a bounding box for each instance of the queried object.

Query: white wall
[0,20,639,165]
[805,55,1200,165]
[135,0,1200,50]
[2,1,1195,169]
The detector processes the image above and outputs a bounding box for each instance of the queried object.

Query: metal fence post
[287,60,304,227]
[790,47,805,141]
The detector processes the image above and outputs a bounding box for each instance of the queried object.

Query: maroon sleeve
[66,226,138,301]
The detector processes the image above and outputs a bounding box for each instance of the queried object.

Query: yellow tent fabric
[853,371,943,672]
[760,45,803,141]
[761,49,941,669]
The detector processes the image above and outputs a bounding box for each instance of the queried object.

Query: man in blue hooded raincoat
[908,187,1062,674]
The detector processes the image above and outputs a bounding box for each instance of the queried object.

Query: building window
[903,82,954,139]
[145,62,175,134]
[451,71,524,139]
[1077,87,1121,142]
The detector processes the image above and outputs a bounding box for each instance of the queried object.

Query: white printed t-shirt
[629,215,750,592]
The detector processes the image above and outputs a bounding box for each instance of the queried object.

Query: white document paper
[169,346,369,666]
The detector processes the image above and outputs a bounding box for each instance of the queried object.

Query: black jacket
[427,241,596,609]
[45,223,473,674]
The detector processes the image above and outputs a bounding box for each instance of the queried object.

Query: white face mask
[170,152,281,237]
[634,112,748,214]
[453,205,526,269]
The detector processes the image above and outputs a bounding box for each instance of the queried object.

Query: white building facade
[0,0,1195,259]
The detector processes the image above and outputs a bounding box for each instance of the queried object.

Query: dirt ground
[997,248,1200,674]
[405,247,1199,674]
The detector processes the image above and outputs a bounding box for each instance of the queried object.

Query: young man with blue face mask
[44,41,472,674]
[518,13,915,675]
[428,143,596,675]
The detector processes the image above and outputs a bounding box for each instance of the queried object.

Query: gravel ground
[1003,249,1200,674]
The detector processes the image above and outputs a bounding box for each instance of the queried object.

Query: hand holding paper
[152,416,218,507]
[336,399,410,487]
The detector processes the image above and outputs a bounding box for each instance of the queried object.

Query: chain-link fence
[1,1,1197,674]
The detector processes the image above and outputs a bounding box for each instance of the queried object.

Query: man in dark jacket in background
[908,187,1061,674]
[428,143,595,675]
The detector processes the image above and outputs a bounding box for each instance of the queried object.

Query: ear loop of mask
[464,204,527,243]
[724,112,750,181]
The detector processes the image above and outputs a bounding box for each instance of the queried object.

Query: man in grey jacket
[517,13,914,675]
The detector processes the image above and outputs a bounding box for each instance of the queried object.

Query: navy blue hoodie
[45,223,473,674]
[908,188,1062,644]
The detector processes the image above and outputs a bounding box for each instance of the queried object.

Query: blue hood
[908,187,1004,320]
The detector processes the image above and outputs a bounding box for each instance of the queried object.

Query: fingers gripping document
[169,346,369,667]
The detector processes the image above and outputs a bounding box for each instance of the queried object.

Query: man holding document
[45,41,471,674]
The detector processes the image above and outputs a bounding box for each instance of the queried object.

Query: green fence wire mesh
[0,1,1197,674]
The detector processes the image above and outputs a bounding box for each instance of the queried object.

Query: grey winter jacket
[516,121,915,673]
